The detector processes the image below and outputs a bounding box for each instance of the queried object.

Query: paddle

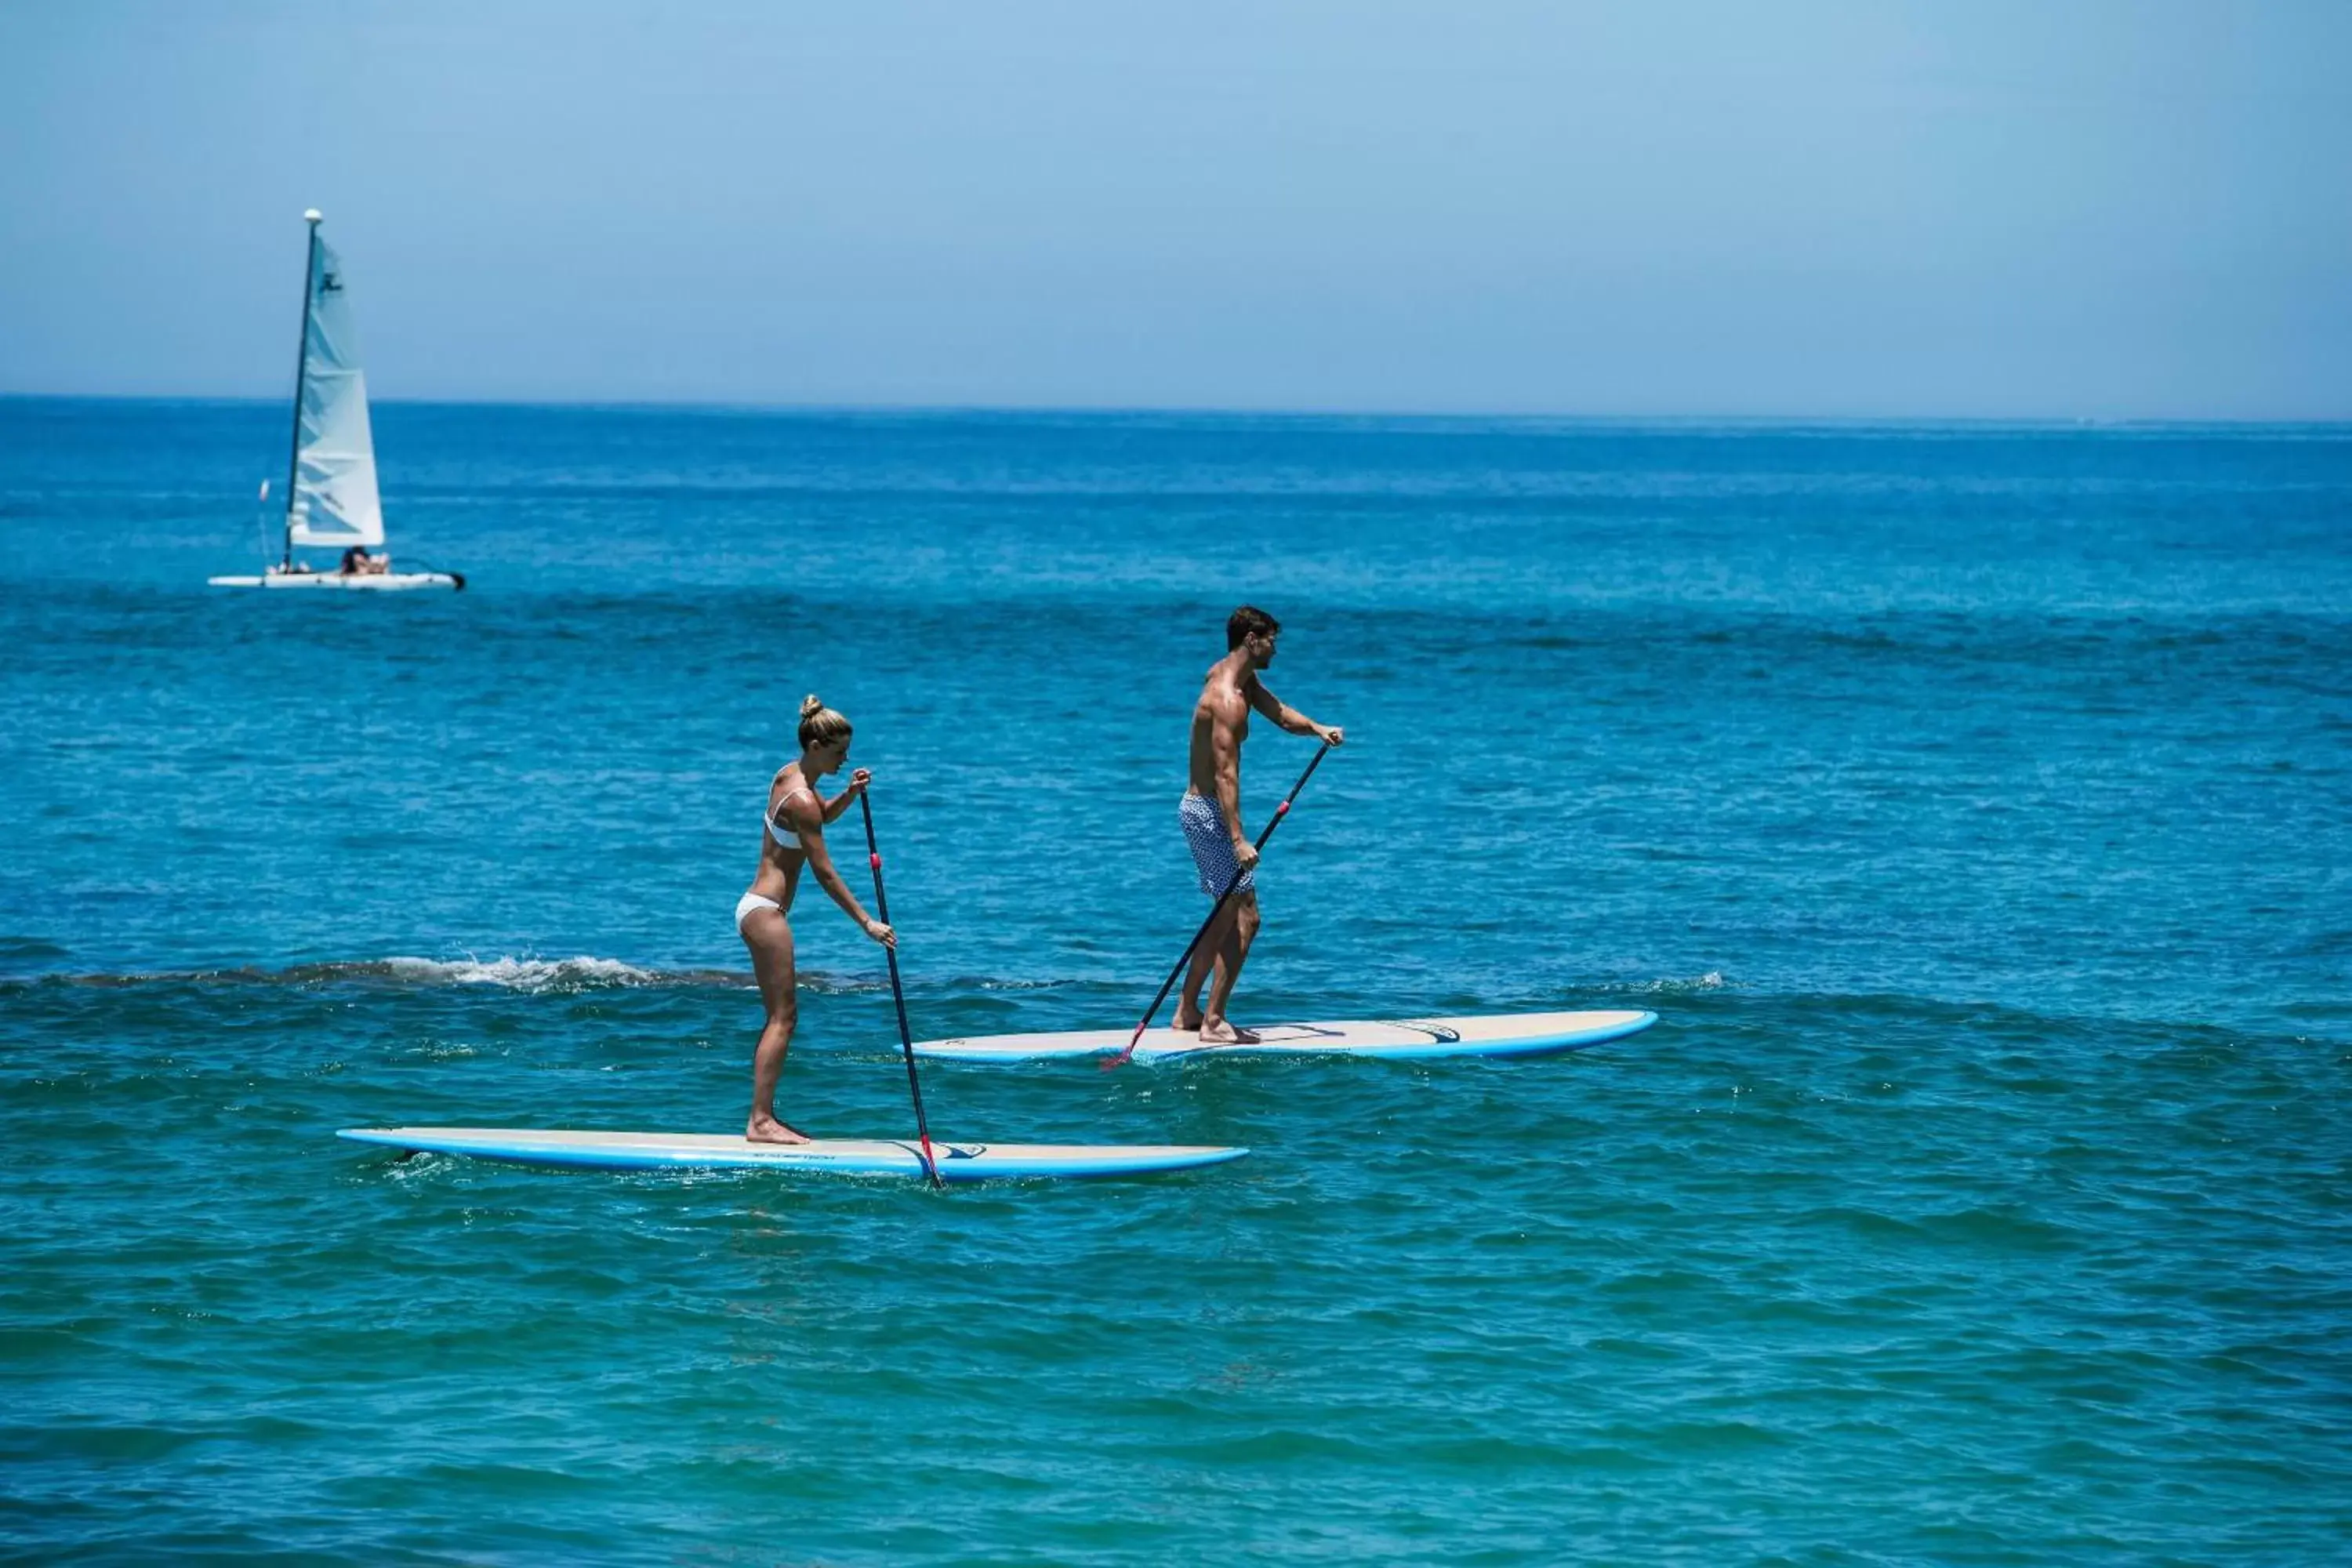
[1106,741,1333,1069]
[858,789,943,1189]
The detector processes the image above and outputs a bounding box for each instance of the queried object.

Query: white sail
[286,234,384,548]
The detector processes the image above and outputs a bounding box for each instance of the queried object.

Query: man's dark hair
[1228,604,1282,651]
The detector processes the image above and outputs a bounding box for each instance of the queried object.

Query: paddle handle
[859,790,943,1188]
[1111,742,1331,1066]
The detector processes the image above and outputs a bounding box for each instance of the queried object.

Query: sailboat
[210,210,463,591]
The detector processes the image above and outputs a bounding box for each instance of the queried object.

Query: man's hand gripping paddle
[858,790,944,1189]
[1105,742,1332,1069]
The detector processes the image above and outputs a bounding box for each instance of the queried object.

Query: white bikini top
[766,777,818,850]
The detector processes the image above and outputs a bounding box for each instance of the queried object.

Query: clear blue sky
[2,1,2347,418]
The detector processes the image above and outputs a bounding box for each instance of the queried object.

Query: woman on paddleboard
[735,695,895,1144]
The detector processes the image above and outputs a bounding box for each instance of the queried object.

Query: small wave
[23,956,746,994]
[1630,971,1729,994]
[379,955,666,993]
[12,957,1081,998]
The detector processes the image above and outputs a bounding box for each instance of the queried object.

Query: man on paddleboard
[1175,605,1343,1043]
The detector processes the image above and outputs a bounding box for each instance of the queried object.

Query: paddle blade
[1102,1019,1151,1070]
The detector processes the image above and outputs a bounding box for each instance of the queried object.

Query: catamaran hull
[208,572,463,591]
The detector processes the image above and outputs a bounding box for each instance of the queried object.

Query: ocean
[2,397,2347,1563]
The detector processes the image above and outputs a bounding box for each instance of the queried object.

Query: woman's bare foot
[1196,1018,1261,1045]
[1172,1004,1206,1032]
[746,1116,813,1145]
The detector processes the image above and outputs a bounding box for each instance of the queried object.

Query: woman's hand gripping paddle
[1105,742,1332,1069]
[858,790,943,1188]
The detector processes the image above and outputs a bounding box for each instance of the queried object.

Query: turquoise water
[3,399,2348,1563]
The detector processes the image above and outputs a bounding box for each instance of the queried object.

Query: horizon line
[3,390,2349,431]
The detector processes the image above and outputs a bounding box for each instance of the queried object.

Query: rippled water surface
[2,400,2348,1564]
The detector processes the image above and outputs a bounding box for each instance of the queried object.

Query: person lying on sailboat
[338,546,390,575]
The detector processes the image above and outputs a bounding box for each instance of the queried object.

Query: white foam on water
[380,955,662,993]
[1633,971,1728,994]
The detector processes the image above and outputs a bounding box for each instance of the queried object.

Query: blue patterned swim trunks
[1178,791,1254,897]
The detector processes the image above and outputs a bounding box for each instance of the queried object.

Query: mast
[279,209,322,570]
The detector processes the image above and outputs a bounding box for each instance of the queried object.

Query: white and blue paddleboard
[336,1127,1246,1181]
[912,1008,1658,1065]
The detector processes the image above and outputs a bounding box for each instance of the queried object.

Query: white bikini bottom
[735,891,784,932]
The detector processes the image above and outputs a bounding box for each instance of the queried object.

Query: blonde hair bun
[796,694,853,750]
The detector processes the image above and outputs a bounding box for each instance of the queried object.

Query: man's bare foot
[746,1116,813,1145]
[1173,1004,1205,1033]
[1196,1018,1261,1045]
